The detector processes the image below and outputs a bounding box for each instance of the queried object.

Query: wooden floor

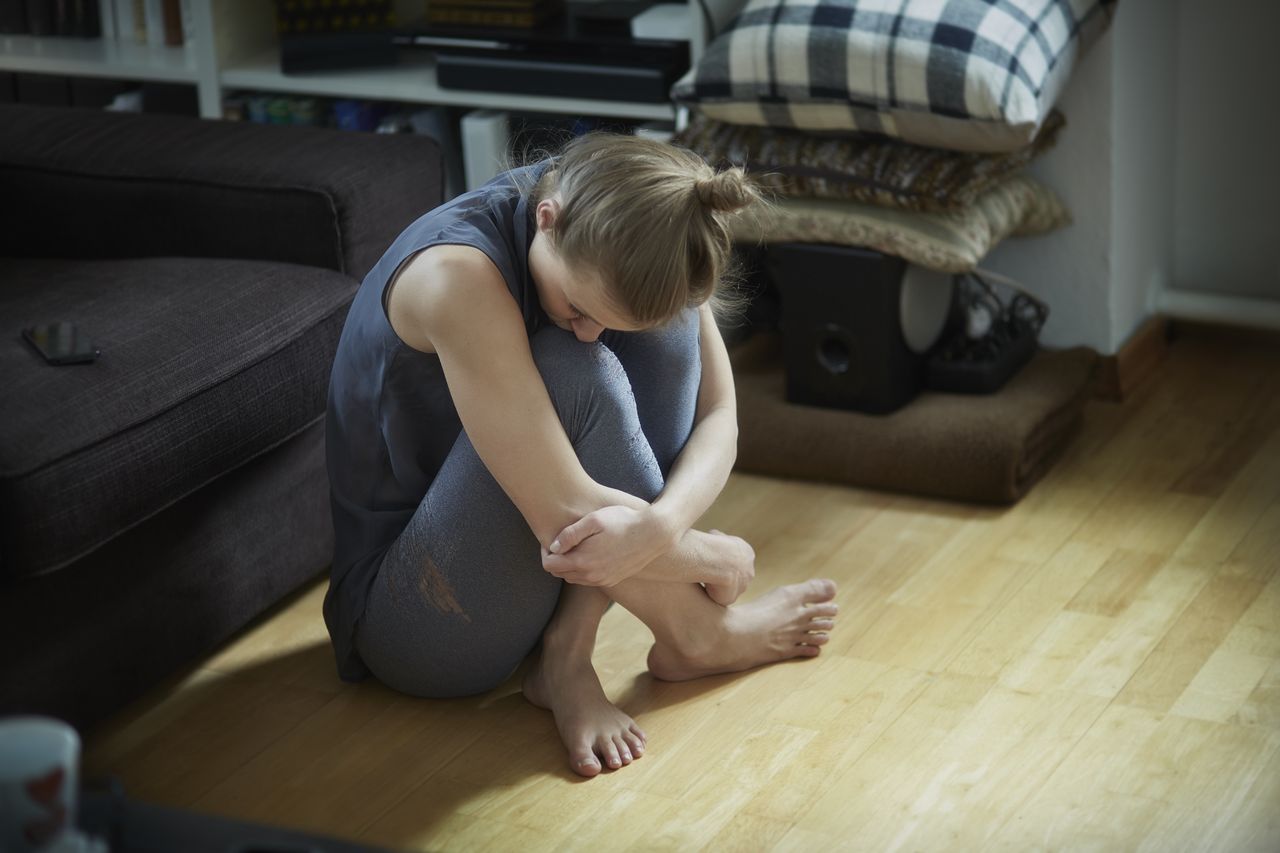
[84,325,1280,851]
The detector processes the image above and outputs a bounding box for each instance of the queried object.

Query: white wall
[1110,0,1177,351]
[990,0,1280,353]
[983,28,1116,353]
[1172,0,1280,300]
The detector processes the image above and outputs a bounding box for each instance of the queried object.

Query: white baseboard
[1157,288,1280,333]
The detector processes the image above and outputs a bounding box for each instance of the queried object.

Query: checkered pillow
[672,0,1116,152]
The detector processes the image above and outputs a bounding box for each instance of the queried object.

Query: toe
[809,602,839,618]
[599,738,623,770]
[570,746,602,778]
[796,644,822,657]
[623,730,645,758]
[630,723,648,747]
[809,618,836,631]
[804,632,831,646]
[614,735,633,764]
[802,579,838,603]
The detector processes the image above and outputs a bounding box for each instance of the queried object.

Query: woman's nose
[572,318,604,342]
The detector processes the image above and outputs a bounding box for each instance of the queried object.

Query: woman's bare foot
[647,579,839,681]
[523,653,647,778]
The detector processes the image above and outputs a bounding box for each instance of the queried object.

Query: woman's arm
[651,302,739,533]
[549,303,737,559]
[391,245,629,547]
[539,302,755,600]
[395,247,749,594]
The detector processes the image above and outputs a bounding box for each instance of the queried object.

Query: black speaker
[769,243,951,415]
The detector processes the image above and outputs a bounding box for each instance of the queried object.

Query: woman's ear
[535,198,560,235]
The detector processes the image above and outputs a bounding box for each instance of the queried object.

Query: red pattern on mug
[24,766,64,805]
[21,767,68,846]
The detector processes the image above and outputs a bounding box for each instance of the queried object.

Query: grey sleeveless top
[323,162,551,682]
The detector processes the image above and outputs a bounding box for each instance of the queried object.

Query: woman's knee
[529,326,640,444]
[529,326,665,500]
[605,308,702,472]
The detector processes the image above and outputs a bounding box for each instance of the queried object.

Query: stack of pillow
[672,0,1118,272]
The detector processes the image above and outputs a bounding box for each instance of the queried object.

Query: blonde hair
[528,132,765,327]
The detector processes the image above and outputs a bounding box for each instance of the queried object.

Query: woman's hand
[541,505,678,588]
[701,530,755,606]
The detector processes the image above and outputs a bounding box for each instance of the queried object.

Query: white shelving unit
[0,34,198,82]
[0,0,694,123]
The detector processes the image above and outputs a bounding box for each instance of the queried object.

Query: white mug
[0,716,80,852]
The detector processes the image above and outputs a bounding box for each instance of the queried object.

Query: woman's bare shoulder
[398,243,504,295]
[388,244,510,352]
[411,243,499,277]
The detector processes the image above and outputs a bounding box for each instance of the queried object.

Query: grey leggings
[354,309,702,698]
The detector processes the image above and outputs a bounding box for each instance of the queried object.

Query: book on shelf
[144,0,164,47]
[0,0,28,34]
[427,6,557,29]
[129,0,144,43]
[428,0,561,9]
[111,0,134,41]
[14,0,102,37]
[1,0,185,44]
[22,0,56,35]
[426,0,563,29]
[71,0,102,36]
[274,0,395,35]
[161,0,181,45]
[98,0,114,38]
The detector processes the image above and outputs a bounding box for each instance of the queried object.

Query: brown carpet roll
[731,335,1099,504]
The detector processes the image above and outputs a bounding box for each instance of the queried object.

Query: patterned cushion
[672,0,1116,152]
[731,174,1069,271]
[675,109,1063,212]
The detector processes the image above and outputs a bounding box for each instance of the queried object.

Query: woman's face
[530,198,642,343]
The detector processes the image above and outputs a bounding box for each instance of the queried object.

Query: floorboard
[83,327,1280,850]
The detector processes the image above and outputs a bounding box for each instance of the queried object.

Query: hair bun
[695,168,753,214]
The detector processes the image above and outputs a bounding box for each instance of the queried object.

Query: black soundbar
[435,53,679,103]
[396,29,687,67]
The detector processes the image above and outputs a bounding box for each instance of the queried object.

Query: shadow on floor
[81,629,750,850]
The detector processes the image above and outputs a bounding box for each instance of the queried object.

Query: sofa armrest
[0,104,444,281]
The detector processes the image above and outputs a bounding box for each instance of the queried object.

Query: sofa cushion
[0,104,443,282]
[0,257,357,579]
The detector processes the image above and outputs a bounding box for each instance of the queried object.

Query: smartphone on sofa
[22,321,101,365]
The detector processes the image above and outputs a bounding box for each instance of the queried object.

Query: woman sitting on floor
[323,133,840,777]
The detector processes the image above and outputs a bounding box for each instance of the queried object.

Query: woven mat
[731,334,1099,504]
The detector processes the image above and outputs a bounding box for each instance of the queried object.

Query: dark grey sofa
[0,104,443,732]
